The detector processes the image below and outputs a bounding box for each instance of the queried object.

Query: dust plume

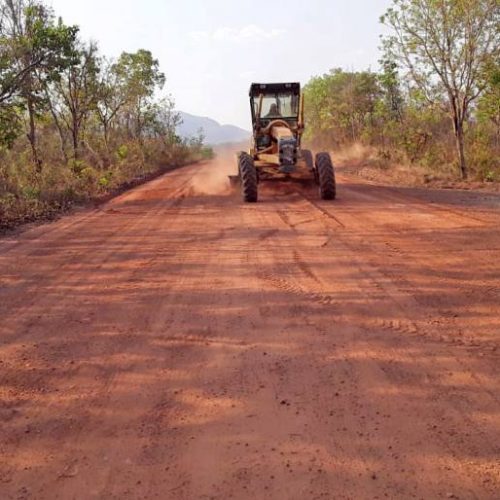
[190,142,249,195]
[331,142,376,166]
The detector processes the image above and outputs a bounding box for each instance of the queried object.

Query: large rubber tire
[302,149,314,171]
[316,152,336,200]
[239,153,258,203]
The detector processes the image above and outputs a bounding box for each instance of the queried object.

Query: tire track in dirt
[0,175,193,330]
[259,181,500,497]
[0,172,194,495]
[293,184,500,352]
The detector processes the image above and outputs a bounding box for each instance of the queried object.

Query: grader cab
[234,82,336,203]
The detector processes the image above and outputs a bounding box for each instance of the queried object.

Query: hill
[177,112,250,145]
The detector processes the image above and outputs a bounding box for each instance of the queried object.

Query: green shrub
[98,170,114,189]
[467,131,500,181]
[22,185,41,199]
[68,159,86,175]
[116,145,129,160]
[0,133,210,230]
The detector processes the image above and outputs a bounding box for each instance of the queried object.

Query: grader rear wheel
[316,152,336,200]
[239,153,258,203]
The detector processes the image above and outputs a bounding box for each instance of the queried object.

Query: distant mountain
[177,111,250,145]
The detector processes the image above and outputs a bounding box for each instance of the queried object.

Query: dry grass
[331,142,500,192]
[0,139,210,233]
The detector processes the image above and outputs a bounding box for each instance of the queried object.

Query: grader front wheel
[302,149,314,172]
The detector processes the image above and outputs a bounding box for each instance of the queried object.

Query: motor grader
[232,82,336,203]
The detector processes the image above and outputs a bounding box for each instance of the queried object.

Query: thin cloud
[189,25,286,43]
[188,30,209,42]
[239,70,257,79]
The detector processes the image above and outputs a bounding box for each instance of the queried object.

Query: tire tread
[316,152,336,200]
[239,153,258,203]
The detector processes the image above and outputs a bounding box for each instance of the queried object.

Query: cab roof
[249,82,301,96]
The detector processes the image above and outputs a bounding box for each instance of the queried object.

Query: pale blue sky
[49,0,392,129]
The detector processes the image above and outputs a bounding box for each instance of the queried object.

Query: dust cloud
[189,142,249,196]
[331,141,375,165]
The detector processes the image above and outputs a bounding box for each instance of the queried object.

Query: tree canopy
[381,0,500,178]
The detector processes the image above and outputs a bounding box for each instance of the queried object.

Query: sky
[48,0,392,129]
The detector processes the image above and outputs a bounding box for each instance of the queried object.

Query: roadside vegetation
[304,0,500,184]
[0,0,212,230]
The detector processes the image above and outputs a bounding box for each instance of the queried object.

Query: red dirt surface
[1,148,499,499]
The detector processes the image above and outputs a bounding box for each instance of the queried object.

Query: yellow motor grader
[232,82,336,203]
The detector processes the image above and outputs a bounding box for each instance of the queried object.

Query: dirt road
[1,150,499,499]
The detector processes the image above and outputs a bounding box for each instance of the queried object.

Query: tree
[51,41,100,160]
[0,102,21,147]
[144,96,182,145]
[303,74,332,146]
[379,56,404,122]
[477,60,500,145]
[0,0,78,166]
[94,58,127,151]
[113,50,165,143]
[381,0,500,179]
[304,69,381,145]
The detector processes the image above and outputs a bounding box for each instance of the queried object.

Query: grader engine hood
[270,125,294,141]
[271,126,297,170]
